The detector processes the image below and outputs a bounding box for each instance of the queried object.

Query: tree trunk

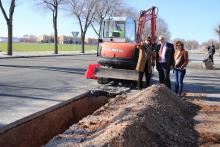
[96,41,100,56]
[54,21,58,54]
[81,33,85,53]
[7,21,13,55]
[96,23,102,56]
[53,10,58,54]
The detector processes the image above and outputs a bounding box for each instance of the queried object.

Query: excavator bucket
[94,67,139,81]
[85,64,101,79]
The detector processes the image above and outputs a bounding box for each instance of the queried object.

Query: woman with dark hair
[174,41,188,96]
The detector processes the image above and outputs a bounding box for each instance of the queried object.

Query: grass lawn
[0,42,97,52]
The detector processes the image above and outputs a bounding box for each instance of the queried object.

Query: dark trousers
[209,54,214,62]
[138,61,150,89]
[156,63,171,89]
[174,68,186,96]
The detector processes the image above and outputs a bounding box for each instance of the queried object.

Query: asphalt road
[0,52,219,129]
[181,53,220,103]
[0,54,98,128]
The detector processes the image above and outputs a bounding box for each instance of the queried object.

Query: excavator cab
[98,17,138,70]
[101,17,136,43]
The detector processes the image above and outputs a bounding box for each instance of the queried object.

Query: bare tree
[156,18,171,41]
[172,38,186,44]
[172,38,199,50]
[113,6,170,42]
[37,0,65,54]
[66,0,97,53]
[142,17,171,41]
[185,40,199,50]
[91,0,122,38]
[215,24,220,52]
[0,0,16,55]
[201,39,219,50]
[113,5,138,21]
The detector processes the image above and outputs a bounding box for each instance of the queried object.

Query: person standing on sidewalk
[209,43,215,63]
[155,35,174,89]
[173,41,188,96]
[136,37,153,89]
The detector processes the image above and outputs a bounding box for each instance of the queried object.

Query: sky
[0,0,220,43]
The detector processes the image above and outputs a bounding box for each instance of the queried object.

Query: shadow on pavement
[0,84,53,91]
[0,64,86,75]
[0,93,63,102]
[182,82,220,102]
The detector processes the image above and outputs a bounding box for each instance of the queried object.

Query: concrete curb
[0,52,97,59]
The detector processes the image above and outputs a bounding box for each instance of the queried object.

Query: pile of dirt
[45,84,197,147]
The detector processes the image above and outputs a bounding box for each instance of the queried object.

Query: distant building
[37,35,54,43]
[36,35,97,45]
[0,37,7,42]
[59,35,81,44]
[20,35,37,42]
[85,38,98,45]
[0,37,20,42]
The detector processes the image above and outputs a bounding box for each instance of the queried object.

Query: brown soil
[183,92,207,100]
[192,101,220,147]
[183,91,220,146]
[45,85,220,147]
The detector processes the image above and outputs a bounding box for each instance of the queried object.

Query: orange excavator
[86,6,158,84]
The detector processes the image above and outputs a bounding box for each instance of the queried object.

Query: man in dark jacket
[155,35,174,89]
[208,44,215,63]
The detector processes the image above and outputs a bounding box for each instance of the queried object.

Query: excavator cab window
[102,17,136,42]
[112,23,125,37]
[103,20,125,38]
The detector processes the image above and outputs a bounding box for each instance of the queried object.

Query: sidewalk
[185,52,220,106]
[0,51,97,59]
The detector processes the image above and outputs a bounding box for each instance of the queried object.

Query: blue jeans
[174,68,186,96]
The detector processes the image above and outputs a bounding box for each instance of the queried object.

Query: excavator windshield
[102,17,136,42]
[103,20,125,38]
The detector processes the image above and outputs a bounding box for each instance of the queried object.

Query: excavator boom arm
[137,6,158,44]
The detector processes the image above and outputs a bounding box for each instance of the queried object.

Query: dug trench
[0,91,116,147]
[45,84,220,147]
[0,84,220,147]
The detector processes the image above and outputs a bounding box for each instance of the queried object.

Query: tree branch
[9,0,15,20]
[0,0,9,21]
[90,23,99,36]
